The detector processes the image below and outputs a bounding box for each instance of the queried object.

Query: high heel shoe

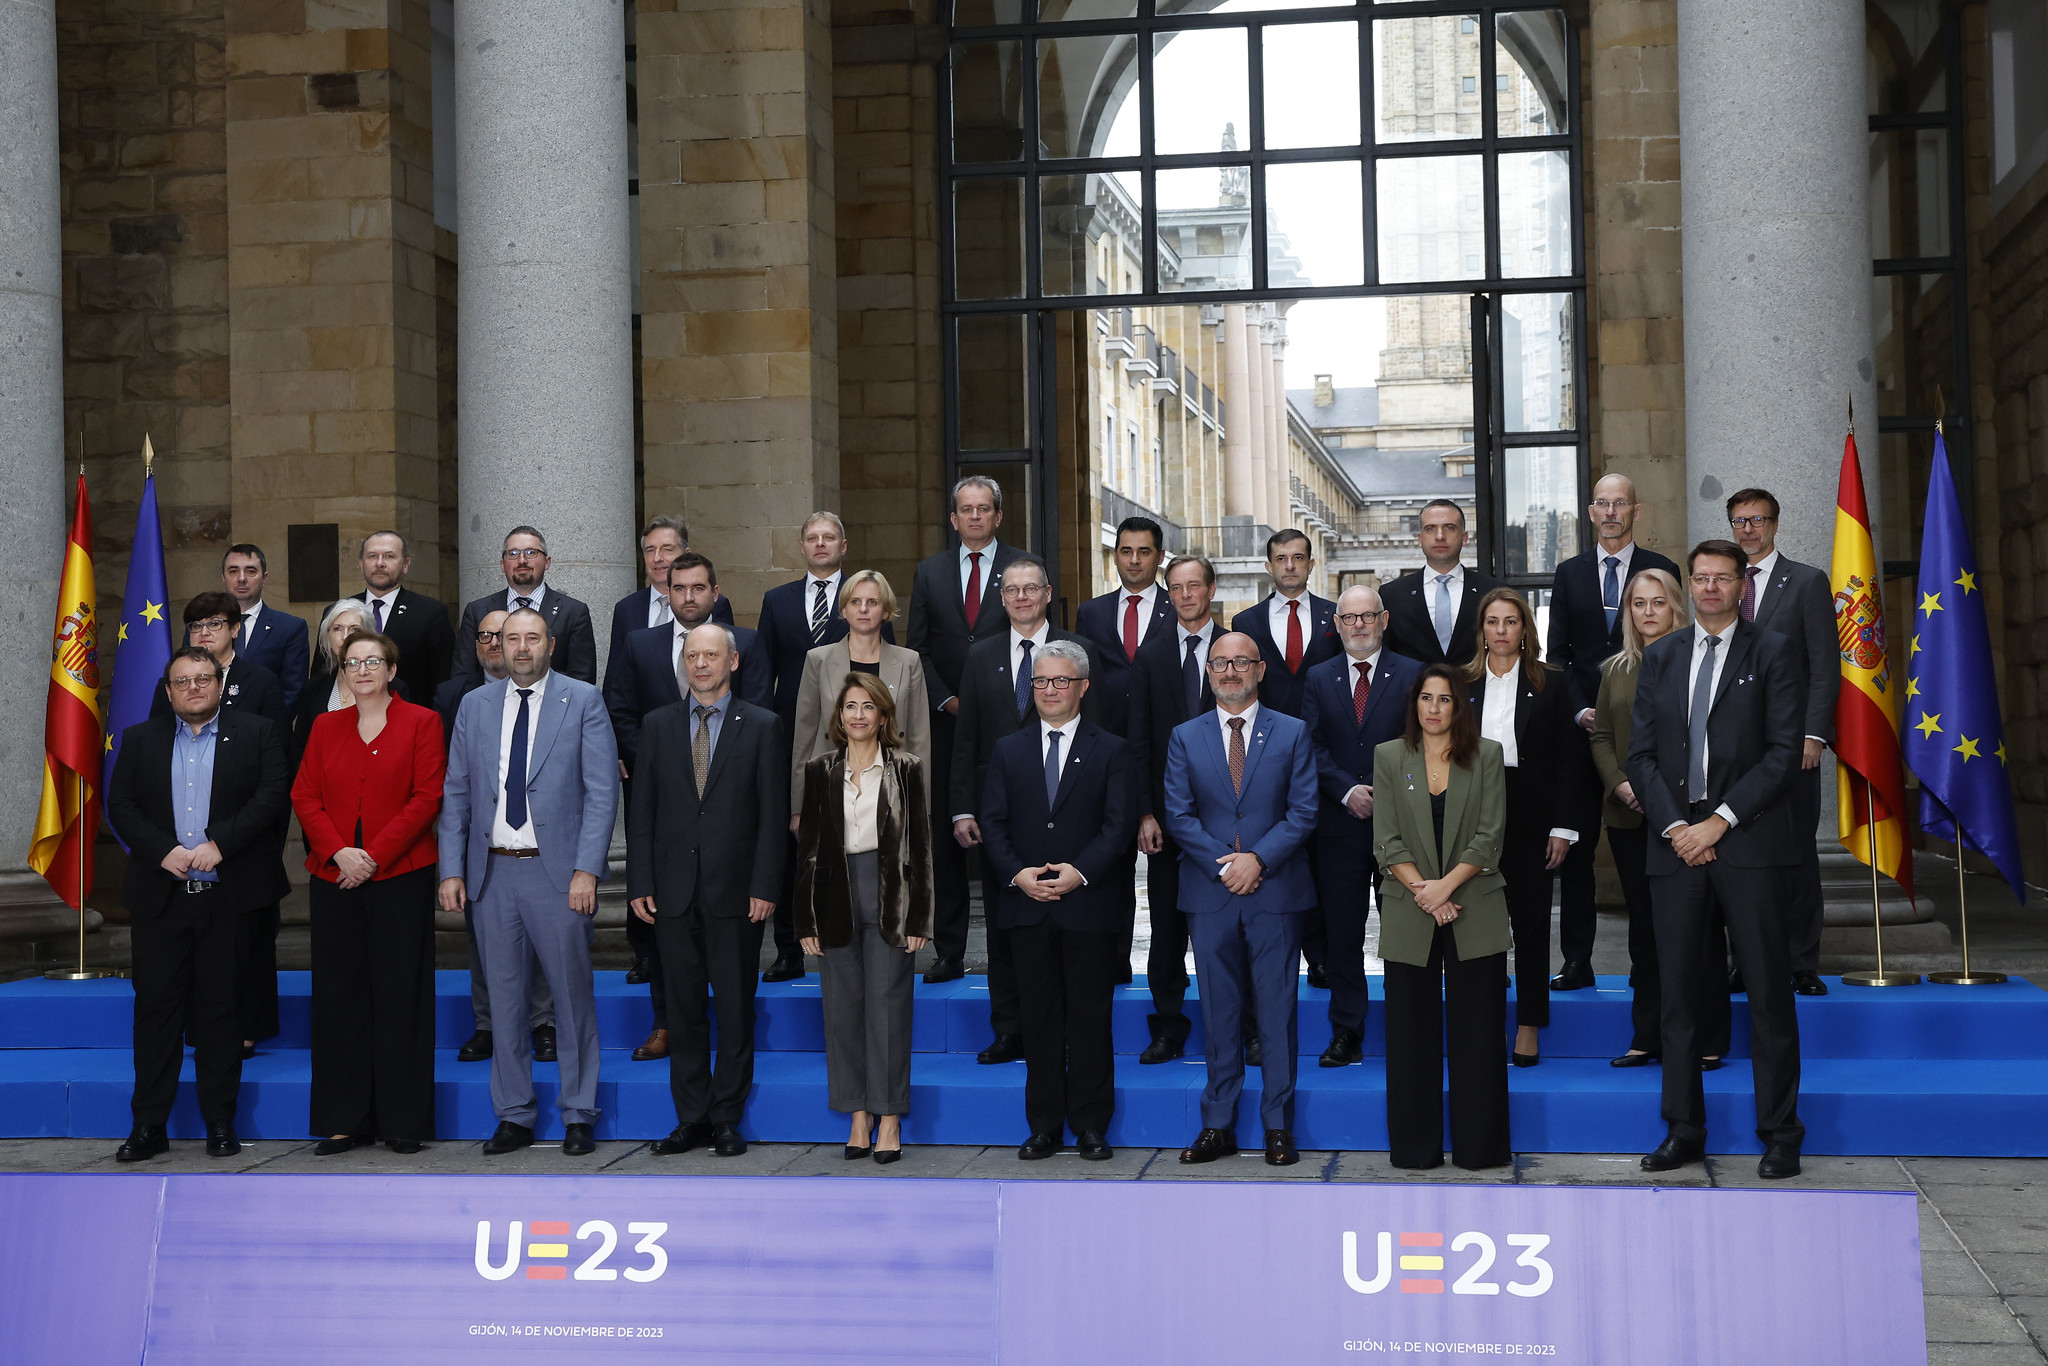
[844,1143,872,1159]
[314,1134,371,1156]
[872,1146,902,1165]
[1610,1051,1658,1068]
[1510,1051,1540,1068]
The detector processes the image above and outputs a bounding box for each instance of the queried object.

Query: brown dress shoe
[632,1028,670,1061]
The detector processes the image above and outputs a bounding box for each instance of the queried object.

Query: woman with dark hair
[794,672,935,1164]
[1374,665,1511,1170]
[1466,586,1593,1067]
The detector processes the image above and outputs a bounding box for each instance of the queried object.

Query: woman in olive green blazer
[1373,663,1511,1171]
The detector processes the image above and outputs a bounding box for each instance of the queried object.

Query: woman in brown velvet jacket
[795,672,935,1164]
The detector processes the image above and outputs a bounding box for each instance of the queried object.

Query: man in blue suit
[1163,631,1320,1167]
[222,544,308,712]
[1300,584,1423,1065]
[603,516,734,686]
[437,607,617,1158]
[1228,528,1339,719]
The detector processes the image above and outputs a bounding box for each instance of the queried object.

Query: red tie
[963,551,983,629]
[1122,594,1141,661]
[1352,658,1372,725]
[1285,598,1303,673]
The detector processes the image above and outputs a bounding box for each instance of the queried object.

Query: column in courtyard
[1243,311,1272,529]
[1264,325,1288,531]
[1220,304,1258,523]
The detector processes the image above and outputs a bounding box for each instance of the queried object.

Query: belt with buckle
[489,847,540,859]
[179,879,218,894]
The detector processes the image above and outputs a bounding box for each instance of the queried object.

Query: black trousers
[1011,918,1118,1136]
[1500,818,1556,1030]
[238,900,281,1042]
[1611,823,1730,1056]
[977,860,1020,1037]
[929,711,971,962]
[1787,764,1825,973]
[308,868,437,1141]
[656,905,766,1127]
[132,890,247,1128]
[1557,827,1601,965]
[1144,841,1190,1024]
[1652,848,1804,1149]
[1314,831,1377,1033]
[769,830,801,959]
[1382,926,1510,1170]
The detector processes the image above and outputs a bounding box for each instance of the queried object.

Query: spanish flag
[28,474,103,909]
[1830,427,1913,898]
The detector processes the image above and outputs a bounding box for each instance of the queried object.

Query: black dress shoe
[1549,959,1594,991]
[977,1033,1024,1065]
[1179,1127,1238,1164]
[531,1025,557,1062]
[1640,1135,1705,1172]
[1139,1015,1188,1064]
[650,1121,715,1155]
[562,1123,595,1156]
[1758,1142,1802,1180]
[1018,1132,1061,1160]
[1264,1129,1299,1166]
[1610,1051,1658,1068]
[761,953,805,983]
[1792,970,1828,996]
[1699,1057,1724,1072]
[240,1041,257,1060]
[457,1030,493,1062]
[1305,961,1330,990]
[206,1123,241,1158]
[1318,1026,1363,1068]
[844,1143,872,1160]
[1113,962,1133,985]
[115,1125,168,1163]
[1075,1130,1113,1161]
[1243,1036,1263,1068]
[482,1120,535,1156]
[712,1123,747,1157]
[923,956,964,984]
[314,1134,372,1156]
[387,1139,422,1155]
[1727,965,1746,994]
[1511,1050,1540,1068]
[625,958,651,985]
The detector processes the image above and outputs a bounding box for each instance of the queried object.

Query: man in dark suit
[1545,473,1681,991]
[1728,487,1838,996]
[1071,515,1173,738]
[222,543,308,712]
[456,526,598,685]
[906,474,1023,984]
[628,624,788,1158]
[603,515,735,685]
[1300,584,1424,1065]
[1382,499,1499,667]
[1229,528,1338,719]
[354,529,457,705]
[979,639,1137,1161]
[1163,632,1320,1168]
[106,646,292,1162]
[1627,539,1806,1180]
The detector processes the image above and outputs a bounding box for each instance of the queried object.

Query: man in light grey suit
[438,607,618,1157]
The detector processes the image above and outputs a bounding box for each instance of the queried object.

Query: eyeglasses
[1336,611,1386,626]
[167,675,219,692]
[1728,515,1776,530]
[1029,676,1080,692]
[340,657,389,673]
[1207,657,1260,674]
[188,616,232,633]
[475,630,502,643]
[1691,574,1741,588]
[999,583,1046,598]
[501,548,546,561]
[1590,500,1635,514]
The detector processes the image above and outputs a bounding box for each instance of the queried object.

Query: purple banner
[0,1174,1922,1365]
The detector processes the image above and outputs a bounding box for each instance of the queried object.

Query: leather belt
[179,880,218,894]
[489,847,540,859]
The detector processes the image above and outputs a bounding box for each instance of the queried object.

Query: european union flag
[1902,429,2026,903]
[102,469,174,848]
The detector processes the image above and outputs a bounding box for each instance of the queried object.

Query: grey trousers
[472,854,600,1127]
[820,850,916,1116]
[465,906,555,1032]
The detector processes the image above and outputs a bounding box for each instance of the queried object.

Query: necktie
[1687,635,1719,803]
[963,551,983,629]
[504,687,533,829]
[1227,716,1246,795]
[1182,634,1201,717]
[1044,730,1063,807]
[1352,658,1372,725]
[653,589,673,628]
[693,704,715,794]
[237,616,250,652]
[811,578,830,639]
[1740,566,1759,622]
[1603,555,1621,634]
[372,597,386,633]
[1123,594,1142,661]
[1432,574,1454,654]
[1015,638,1034,718]
[673,631,690,699]
[1285,599,1303,672]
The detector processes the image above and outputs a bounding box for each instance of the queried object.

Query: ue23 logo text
[475,1220,670,1282]
[1343,1231,1554,1297]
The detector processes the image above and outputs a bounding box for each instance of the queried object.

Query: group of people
[105,470,1835,1181]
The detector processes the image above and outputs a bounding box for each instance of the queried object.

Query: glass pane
[1869,129,1950,259]
[1157,166,1251,292]
[1375,154,1483,284]
[957,317,1030,451]
[1163,0,1351,11]
[1868,0,1944,114]
[1373,15,1481,144]
[1263,22,1360,150]
[953,178,1025,300]
[1499,293,1576,432]
[1038,34,1140,159]
[1267,162,1363,287]
[1153,29,1249,157]
[1039,0,1135,21]
[1494,10,1569,137]
[1498,149,1572,278]
[954,0,1024,23]
[951,42,1024,163]
[1870,272,1955,419]
[1042,171,1141,297]
[1503,445,1581,576]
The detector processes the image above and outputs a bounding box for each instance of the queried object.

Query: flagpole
[1928,820,2007,987]
[46,442,113,981]
[1842,784,1919,987]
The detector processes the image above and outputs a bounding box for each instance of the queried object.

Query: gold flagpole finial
[1847,391,1854,438]
[1935,384,1946,434]
[142,432,154,477]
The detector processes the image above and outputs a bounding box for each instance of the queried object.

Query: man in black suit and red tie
[1229,529,1339,722]
[604,516,736,691]
[1381,499,1499,667]
[353,530,457,705]
[906,475,1023,984]
[1545,473,1680,991]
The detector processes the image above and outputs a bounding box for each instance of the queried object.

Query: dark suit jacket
[949,628,1102,818]
[351,587,456,705]
[1382,565,1501,668]
[978,721,1138,932]
[906,540,1024,712]
[605,587,734,694]
[458,586,597,685]
[1127,622,1216,822]
[754,575,893,728]
[1748,554,1838,744]
[1468,662,1597,843]
[107,710,292,919]
[604,621,772,770]
[1624,621,1803,875]
[150,656,289,744]
[236,605,309,712]
[1071,585,1174,738]
[1300,649,1425,841]
[432,671,489,752]
[625,696,787,916]
[1229,592,1340,718]
[1547,544,1682,715]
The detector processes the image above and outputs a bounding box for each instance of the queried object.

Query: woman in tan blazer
[790,569,930,818]
[1373,662,1511,1171]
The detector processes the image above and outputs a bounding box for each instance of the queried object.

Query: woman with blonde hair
[789,569,930,822]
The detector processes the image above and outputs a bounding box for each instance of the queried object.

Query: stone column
[1220,303,1256,519]
[1265,327,1288,530]
[455,0,636,664]
[1243,312,1270,528]
[0,0,70,931]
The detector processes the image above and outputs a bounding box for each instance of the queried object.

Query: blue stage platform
[4,971,2046,1156]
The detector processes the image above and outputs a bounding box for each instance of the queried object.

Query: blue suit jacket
[238,605,310,712]
[603,620,771,769]
[1162,706,1319,915]
[754,575,893,728]
[978,721,1138,932]
[1300,649,1425,841]
[436,672,617,896]
[604,587,734,695]
[1071,586,1174,738]
[1228,592,1341,718]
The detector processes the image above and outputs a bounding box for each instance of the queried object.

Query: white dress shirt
[237,598,264,642]
[842,751,885,855]
[958,540,1000,600]
[1266,589,1312,654]
[645,584,673,630]
[490,671,550,849]
[1116,582,1162,651]
[1010,621,1050,678]
[1040,717,1087,884]
[1579,542,1638,725]
[1217,700,1260,748]
[1479,661,1578,842]
[1661,623,1741,837]
[1341,649,1382,808]
[363,586,400,633]
[503,581,549,612]
[803,570,844,632]
[1745,548,1779,620]
[1177,619,1214,677]
[1430,564,1465,621]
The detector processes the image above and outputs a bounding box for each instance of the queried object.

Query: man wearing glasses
[950,554,1102,1065]
[455,526,598,685]
[1544,473,1680,991]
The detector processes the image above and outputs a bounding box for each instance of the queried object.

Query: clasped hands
[1407,878,1462,926]
[1015,863,1084,901]
[1668,814,1728,867]
[159,841,223,879]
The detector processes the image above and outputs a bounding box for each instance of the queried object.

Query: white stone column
[1243,313,1271,528]
[456,0,636,676]
[1220,305,1257,519]
[0,0,70,932]
[1265,327,1288,529]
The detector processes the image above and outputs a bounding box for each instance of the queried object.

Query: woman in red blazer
[291,629,446,1154]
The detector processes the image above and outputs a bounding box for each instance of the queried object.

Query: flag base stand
[43,969,115,981]
[42,774,114,981]
[1925,836,2005,986]
[1841,789,1919,988]
[1926,971,2007,986]
[1842,970,1921,987]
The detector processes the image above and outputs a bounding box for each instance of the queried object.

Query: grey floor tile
[767,1143,985,1179]
[1926,1343,2048,1365]
[1141,1149,1336,1180]
[1707,1154,1915,1189]
[0,1138,119,1172]
[596,1141,817,1177]
[1907,1159,2048,1188]
[1943,1217,2048,1255]
[1976,1255,2048,1299]
[1924,1295,2036,1345]
[2001,1296,2048,1343]
[82,1138,315,1174]
[1922,1185,2048,1218]
[1327,1151,1515,1183]
[952,1145,1157,1180]
[1925,1250,1997,1297]
[1515,1151,1711,1186]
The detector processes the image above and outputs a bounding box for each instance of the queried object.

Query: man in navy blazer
[979,640,1137,1161]
[222,544,308,712]
[1071,516,1173,738]
[455,526,599,685]
[1381,501,1499,667]
[605,553,771,775]
[1228,529,1339,718]
[1300,584,1423,1065]
[604,515,734,690]
[1163,631,1320,1168]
